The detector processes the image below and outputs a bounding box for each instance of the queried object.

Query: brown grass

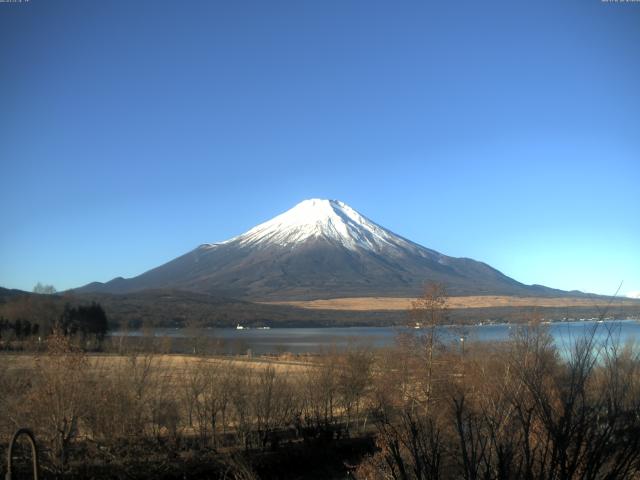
[0,352,315,376]
[261,295,639,311]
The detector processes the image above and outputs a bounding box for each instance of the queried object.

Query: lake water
[110,319,640,355]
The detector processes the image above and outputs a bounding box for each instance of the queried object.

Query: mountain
[0,286,32,302]
[77,199,571,300]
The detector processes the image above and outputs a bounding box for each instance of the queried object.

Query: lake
[110,319,640,355]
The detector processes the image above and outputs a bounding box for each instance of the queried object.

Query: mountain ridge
[77,199,583,300]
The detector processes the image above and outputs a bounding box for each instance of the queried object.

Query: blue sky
[1,0,638,297]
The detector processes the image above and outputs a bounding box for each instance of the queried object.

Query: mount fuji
[78,199,566,300]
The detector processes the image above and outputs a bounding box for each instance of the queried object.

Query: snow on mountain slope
[77,199,571,300]
[203,198,433,256]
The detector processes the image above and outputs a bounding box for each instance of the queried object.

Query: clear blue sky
[1,0,638,297]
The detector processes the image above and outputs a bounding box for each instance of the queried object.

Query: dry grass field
[263,295,638,311]
[0,352,316,379]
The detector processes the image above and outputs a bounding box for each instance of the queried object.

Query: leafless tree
[338,347,374,433]
[33,282,57,295]
[252,365,295,450]
[26,330,89,473]
[298,352,340,437]
[227,365,254,450]
[410,282,448,411]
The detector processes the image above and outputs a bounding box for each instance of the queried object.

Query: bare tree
[338,347,374,434]
[33,282,57,295]
[252,365,295,450]
[28,330,88,473]
[298,352,340,437]
[410,282,448,411]
[228,365,254,450]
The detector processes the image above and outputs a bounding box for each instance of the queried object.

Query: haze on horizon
[1,0,638,297]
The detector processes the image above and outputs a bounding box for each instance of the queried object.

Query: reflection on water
[110,320,640,355]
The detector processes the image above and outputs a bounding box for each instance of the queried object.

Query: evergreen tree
[14,319,23,338]
[58,302,109,341]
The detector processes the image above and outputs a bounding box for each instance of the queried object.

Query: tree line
[0,301,108,347]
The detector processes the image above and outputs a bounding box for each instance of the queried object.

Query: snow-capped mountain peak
[224,198,411,252]
[77,198,555,300]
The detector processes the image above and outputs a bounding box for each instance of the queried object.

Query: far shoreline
[109,317,640,334]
